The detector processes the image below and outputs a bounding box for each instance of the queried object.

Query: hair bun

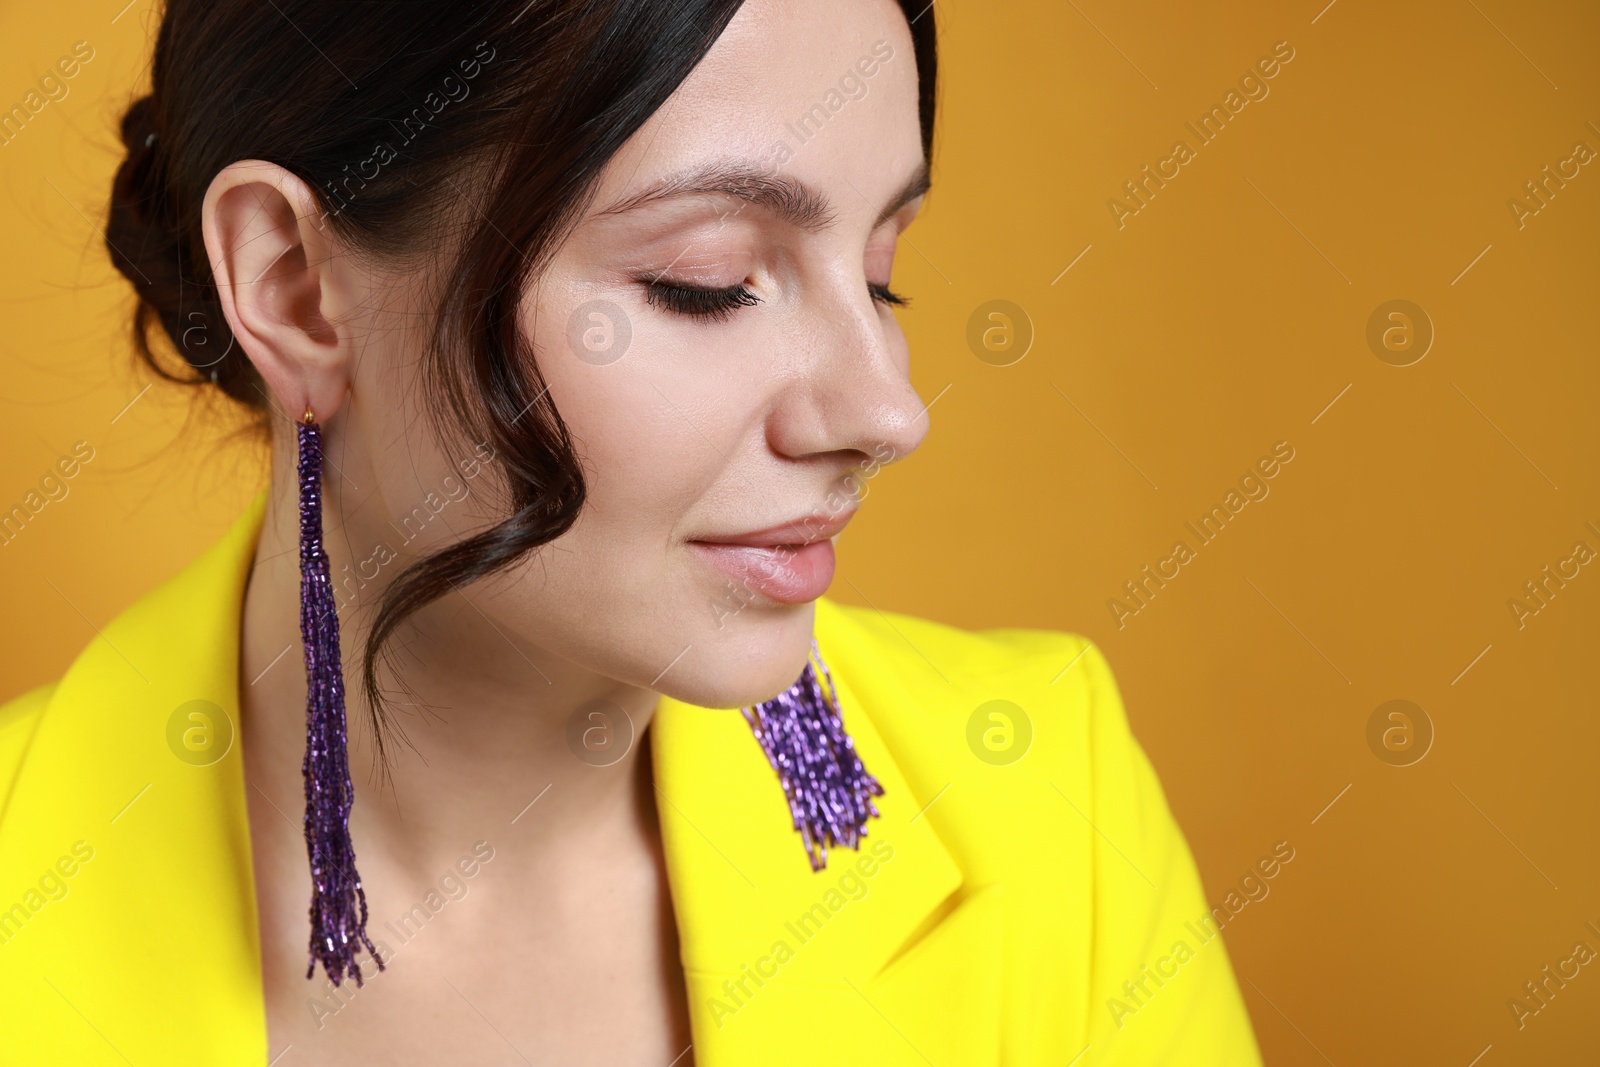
[106,94,180,312]
[106,94,250,401]
[119,93,160,155]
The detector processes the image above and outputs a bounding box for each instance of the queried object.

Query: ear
[201,159,355,425]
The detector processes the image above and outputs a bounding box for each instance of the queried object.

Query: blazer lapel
[652,604,1003,1066]
[0,487,270,1065]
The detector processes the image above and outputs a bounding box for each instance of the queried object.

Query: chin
[657,598,818,710]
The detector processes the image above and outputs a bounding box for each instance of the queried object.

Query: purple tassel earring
[297,408,382,987]
[742,640,885,872]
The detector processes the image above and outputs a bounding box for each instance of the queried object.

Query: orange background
[3,1,1597,1063]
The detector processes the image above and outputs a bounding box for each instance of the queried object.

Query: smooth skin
[205,0,929,1061]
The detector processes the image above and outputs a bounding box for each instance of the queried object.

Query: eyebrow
[594,158,930,234]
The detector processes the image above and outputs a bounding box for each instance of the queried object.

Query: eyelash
[869,282,911,309]
[642,280,910,322]
[644,281,760,323]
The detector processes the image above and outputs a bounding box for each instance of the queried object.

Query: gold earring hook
[302,404,315,425]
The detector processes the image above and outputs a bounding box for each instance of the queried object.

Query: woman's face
[356,0,929,709]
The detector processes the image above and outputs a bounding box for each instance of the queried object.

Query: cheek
[530,308,745,560]
[499,282,814,708]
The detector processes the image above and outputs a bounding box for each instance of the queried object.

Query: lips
[687,507,857,605]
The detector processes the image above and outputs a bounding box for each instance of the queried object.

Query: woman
[0,0,1262,1063]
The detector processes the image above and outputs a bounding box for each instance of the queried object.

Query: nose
[765,291,930,471]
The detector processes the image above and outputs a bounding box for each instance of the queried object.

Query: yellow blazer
[0,488,1262,1065]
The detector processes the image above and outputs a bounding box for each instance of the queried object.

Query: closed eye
[869,282,909,308]
[642,278,910,322]
[643,281,761,323]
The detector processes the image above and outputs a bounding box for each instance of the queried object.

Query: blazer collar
[653,602,1004,1064]
[649,614,985,1062]
[0,485,271,1060]
[1,487,995,1064]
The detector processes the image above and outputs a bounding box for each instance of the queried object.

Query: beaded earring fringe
[742,641,885,872]
[297,418,382,987]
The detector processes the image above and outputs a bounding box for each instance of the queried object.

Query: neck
[238,431,664,895]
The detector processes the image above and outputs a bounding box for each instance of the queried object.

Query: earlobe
[201,159,352,423]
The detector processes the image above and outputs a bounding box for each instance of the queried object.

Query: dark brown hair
[105,0,939,754]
